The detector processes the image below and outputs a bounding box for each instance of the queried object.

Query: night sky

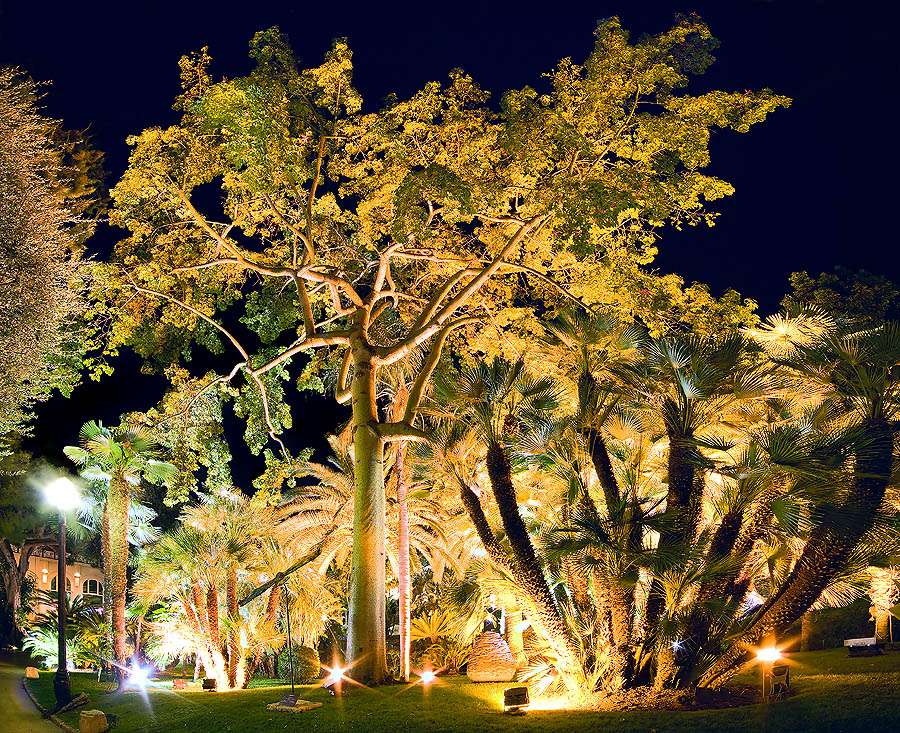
[2,0,894,484]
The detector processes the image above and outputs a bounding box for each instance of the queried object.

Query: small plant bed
[20,650,900,732]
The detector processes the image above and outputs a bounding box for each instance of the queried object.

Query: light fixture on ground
[42,477,80,709]
[323,664,346,696]
[420,669,435,684]
[755,646,789,699]
[503,685,530,714]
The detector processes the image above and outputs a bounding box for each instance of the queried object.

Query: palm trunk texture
[700,420,895,688]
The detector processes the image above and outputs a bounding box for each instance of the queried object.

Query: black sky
[2,0,896,483]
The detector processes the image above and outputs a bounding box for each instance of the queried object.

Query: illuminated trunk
[107,477,129,689]
[396,441,411,682]
[345,331,387,684]
[226,569,240,689]
[484,443,586,691]
[645,426,695,633]
[205,583,228,690]
[801,611,814,651]
[700,419,895,688]
[181,595,215,684]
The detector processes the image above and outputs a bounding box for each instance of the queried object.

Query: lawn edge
[21,676,78,733]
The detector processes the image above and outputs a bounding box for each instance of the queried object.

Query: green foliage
[279,644,320,683]
[0,69,102,443]
[783,267,900,325]
[419,638,471,675]
[98,17,785,466]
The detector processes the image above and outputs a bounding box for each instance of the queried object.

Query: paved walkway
[0,654,58,733]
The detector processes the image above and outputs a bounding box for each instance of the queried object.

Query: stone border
[21,676,79,733]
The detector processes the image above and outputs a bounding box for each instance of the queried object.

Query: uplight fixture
[755,647,782,664]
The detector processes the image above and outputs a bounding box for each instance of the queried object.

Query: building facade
[11,545,104,613]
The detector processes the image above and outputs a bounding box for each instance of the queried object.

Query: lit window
[83,579,103,597]
[49,576,72,594]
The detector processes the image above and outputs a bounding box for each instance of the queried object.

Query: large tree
[0,69,102,446]
[99,18,786,682]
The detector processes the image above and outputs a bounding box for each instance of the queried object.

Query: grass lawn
[24,649,900,732]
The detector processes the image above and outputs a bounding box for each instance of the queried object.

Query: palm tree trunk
[101,504,112,675]
[700,420,895,688]
[182,597,215,682]
[107,478,130,689]
[205,581,228,689]
[345,330,387,684]
[484,443,587,691]
[226,569,239,689]
[645,427,697,633]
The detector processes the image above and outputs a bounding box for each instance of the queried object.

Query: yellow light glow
[756,647,782,663]
[420,670,435,684]
[326,665,345,684]
[527,697,569,711]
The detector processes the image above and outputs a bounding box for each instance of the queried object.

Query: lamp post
[281,582,294,695]
[43,477,79,709]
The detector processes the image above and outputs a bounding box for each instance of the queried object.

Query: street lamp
[43,477,79,709]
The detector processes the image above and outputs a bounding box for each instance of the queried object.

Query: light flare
[755,646,782,664]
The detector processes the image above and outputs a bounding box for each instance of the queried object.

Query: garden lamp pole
[44,477,79,709]
[282,582,294,695]
[54,505,69,705]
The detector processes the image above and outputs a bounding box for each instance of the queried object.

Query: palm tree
[700,317,900,687]
[277,427,457,590]
[434,356,588,693]
[63,420,176,687]
[136,489,281,691]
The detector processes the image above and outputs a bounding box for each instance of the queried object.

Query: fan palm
[701,318,900,687]
[434,356,588,692]
[63,420,176,687]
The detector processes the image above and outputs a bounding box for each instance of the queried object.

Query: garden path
[0,654,58,733]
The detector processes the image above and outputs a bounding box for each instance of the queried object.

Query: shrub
[279,645,320,682]
[419,638,471,675]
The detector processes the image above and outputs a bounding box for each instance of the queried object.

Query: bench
[202,678,217,691]
[844,636,885,657]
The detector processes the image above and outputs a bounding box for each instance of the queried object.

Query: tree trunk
[205,582,228,689]
[101,505,112,670]
[801,610,814,651]
[505,609,527,667]
[345,332,387,684]
[644,425,696,632]
[700,419,895,688]
[1,539,39,643]
[396,441,411,682]
[484,443,586,691]
[226,569,240,689]
[106,478,129,689]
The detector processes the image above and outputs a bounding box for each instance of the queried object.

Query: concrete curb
[21,676,79,733]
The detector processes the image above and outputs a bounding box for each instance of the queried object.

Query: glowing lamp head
[420,670,435,684]
[44,477,80,512]
[327,665,344,684]
[756,647,782,664]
